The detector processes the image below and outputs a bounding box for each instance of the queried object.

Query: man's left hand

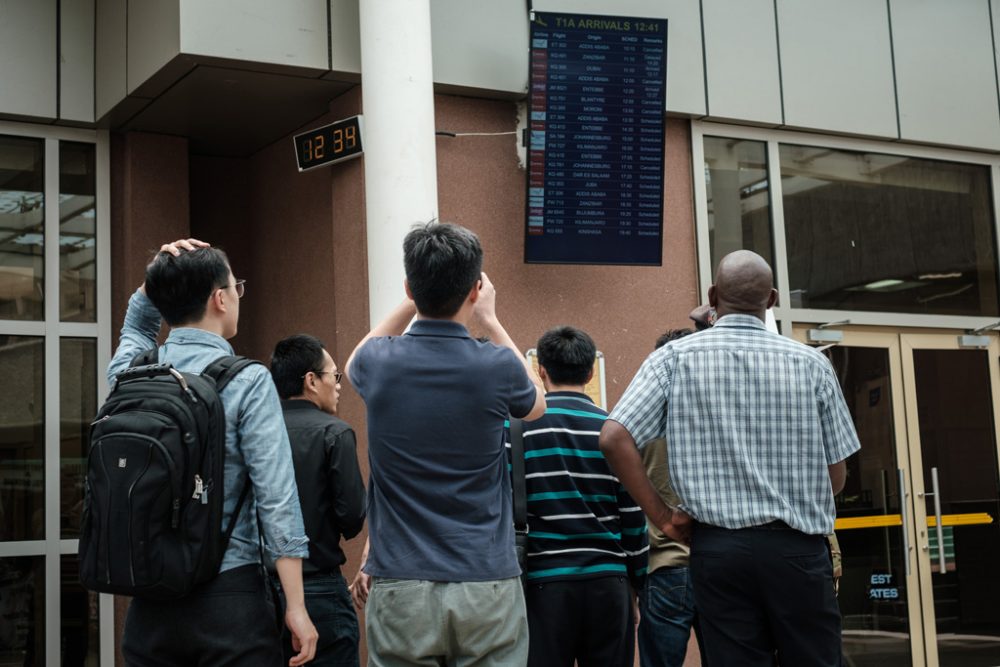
[284,604,318,666]
[349,570,371,611]
[159,238,210,256]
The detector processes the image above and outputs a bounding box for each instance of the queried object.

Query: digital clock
[293,115,364,172]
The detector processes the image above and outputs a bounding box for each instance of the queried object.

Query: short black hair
[403,222,483,318]
[655,328,694,350]
[144,247,231,326]
[536,326,596,386]
[270,334,327,400]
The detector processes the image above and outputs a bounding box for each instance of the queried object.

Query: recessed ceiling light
[845,278,926,293]
[863,279,904,290]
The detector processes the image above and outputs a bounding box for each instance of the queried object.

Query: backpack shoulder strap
[222,480,252,552]
[202,354,263,552]
[201,355,264,393]
[510,417,528,533]
[129,348,159,368]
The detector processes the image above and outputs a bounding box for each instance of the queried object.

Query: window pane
[0,136,44,321]
[0,556,45,664]
[61,554,99,666]
[704,136,774,276]
[0,335,44,541]
[59,143,96,323]
[61,338,96,538]
[780,144,999,316]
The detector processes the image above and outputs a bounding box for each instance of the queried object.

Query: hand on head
[139,239,212,295]
[159,238,210,256]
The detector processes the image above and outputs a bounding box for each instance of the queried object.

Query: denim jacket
[108,289,309,572]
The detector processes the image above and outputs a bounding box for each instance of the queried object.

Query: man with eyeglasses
[270,334,367,667]
[108,238,317,666]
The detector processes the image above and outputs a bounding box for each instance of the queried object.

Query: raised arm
[345,298,417,385]
[473,272,545,420]
[107,238,212,382]
[107,289,162,383]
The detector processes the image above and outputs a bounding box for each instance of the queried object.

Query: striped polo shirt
[507,392,648,584]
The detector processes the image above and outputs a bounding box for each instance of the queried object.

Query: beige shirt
[641,437,690,572]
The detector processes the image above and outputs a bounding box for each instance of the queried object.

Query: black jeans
[122,564,282,667]
[691,523,842,667]
[278,571,360,667]
[525,575,634,667]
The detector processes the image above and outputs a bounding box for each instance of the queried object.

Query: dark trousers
[526,575,634,667]
[122,564,282,667]
[691,524,842,667]
[278,571,359,667]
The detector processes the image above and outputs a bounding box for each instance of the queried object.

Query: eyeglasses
[305,370,342,383]
[217,279,246,299]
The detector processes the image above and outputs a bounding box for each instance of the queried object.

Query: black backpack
[78,349,260,599]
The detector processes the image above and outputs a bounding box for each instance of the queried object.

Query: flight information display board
[525,12,667,265]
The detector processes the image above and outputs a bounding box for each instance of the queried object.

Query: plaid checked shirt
[609,314,860,535]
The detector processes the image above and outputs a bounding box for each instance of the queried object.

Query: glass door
[792,328,924,666]
[794,327,1000,667]
[900,334,1000,667]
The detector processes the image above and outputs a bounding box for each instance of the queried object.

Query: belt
[303,568,342,579]
[696,520,798,532]
[750,520,794,531]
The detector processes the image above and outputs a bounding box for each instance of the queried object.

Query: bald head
[709,250,777,320]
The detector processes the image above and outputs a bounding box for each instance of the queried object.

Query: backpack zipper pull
[192,474,204,500]
[171,499,180,528]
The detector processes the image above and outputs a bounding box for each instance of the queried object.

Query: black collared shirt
[280,400,366,573]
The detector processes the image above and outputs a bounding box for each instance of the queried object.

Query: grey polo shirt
[350,319,537,582]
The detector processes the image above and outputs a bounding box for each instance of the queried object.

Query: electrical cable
[435,131,517,137]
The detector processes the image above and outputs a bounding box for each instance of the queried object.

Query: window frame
[692,120,1000,334]
[0,120,113,667]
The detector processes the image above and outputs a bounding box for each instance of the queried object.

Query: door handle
[930,467,947,572]
[898,468,911,577]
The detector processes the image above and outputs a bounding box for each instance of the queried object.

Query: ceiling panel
[123,65,355,156]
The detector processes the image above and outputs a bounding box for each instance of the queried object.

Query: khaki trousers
[366,577,528,667]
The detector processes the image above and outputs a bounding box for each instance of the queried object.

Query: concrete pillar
[359,0,439,325]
